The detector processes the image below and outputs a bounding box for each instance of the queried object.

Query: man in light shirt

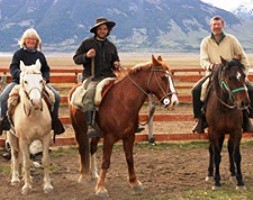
[192,16,253,134]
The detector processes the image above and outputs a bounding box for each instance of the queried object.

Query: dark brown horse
[205,57,250,190]
[68,55,179,195]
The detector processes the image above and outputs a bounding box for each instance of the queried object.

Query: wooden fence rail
[1,66,252,147]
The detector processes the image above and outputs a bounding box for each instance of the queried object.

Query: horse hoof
[32,161,41,168]
[44,185,54,194]
[212,185,221,191]
[21,187,30,195]
[236,185,246,191]
[78,175,90,184]
[95,186,109,197]
[148,137,155,145]
[229,176,236,183]
[133,184,144,193]
[205,176,212,182]
[11,180,20,186]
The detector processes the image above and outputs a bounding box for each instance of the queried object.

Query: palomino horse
[7,60,53,194]
[69,55,179,196]
[205,57,250,190]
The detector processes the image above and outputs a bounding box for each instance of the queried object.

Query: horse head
[214,56,250,110]
[146,55,179,109]
[19,59,45,114]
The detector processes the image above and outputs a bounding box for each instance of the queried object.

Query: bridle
[21,75,44,115]
[217,66,248,110]
[120,65,177,125]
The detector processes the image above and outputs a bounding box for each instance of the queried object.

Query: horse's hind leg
[41,136,53,194]
[205,143,214,182]
[123,135,144,192]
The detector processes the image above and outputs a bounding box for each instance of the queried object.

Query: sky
[201,0,252,11]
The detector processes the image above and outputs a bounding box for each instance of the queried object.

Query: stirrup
[86,123,103,138]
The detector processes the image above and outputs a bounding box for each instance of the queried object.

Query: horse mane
[114,60,170,84]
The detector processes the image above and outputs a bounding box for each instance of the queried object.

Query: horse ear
[220,56,227,66]
[235,54,242,62]
[20,61,26,72]
[152,55,159,65]
[34,59,42,72]
[157,56,163,62]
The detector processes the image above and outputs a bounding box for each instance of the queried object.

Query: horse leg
[147,94,155,145]
[90,137,100,180]
[95,136,115,196]
[233,134,245,190]
[41,136,54,194]
[123,135,144,192]
[72,118,90,183]
[212,134,224,190]
[227,137,236,181]
[205,143,214,182]
[8,132,20,185]
[19,139,32,195]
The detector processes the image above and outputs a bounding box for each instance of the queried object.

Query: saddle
[70,77,116,110]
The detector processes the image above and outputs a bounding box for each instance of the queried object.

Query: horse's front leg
[233,133,245,190]
[123,134,144,192]
[90,137,100,181]
[95,136,115,196]
[72,118,91,183]
[8,132,20,185]
[212,134,224,190]
[19,139,32,195]
[227,137,236,179]
[42,135,53,194]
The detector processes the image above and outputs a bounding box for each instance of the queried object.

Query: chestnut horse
[68,55,179,195]
[205,57,250,190]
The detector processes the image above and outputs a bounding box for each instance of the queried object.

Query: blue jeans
[0,82,60,118]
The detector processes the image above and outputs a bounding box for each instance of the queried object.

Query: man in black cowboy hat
[73,17,144,137]
[73,17,121,137]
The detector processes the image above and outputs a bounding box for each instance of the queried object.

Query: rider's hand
[86,48,96,58]
[209,63,219,71]
[113,61,121,69]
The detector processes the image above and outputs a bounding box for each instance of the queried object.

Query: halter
[217,67,248,109]
[123,65,177,125]
[21,77,44,115]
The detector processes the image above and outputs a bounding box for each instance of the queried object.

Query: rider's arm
[200,38,213,72]
[73,40,90,65]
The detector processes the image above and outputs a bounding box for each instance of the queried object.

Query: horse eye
[24,81,28,84]
[161,75,167,80]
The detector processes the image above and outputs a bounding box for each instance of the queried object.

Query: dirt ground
[1,139,253,200]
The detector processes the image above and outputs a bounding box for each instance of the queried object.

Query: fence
[0,66,252,147]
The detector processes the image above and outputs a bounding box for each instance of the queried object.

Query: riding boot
[243,110,253,133]
[192,114,207,134]
[51,112,65,135]
[0,115,11,135]
[85,110,103,138]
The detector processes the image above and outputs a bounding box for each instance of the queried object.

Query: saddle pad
[94,77,116,106]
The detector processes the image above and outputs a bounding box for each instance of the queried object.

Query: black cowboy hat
[90,17,116,33]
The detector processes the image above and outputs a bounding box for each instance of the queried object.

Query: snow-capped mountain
[1,0,253,53]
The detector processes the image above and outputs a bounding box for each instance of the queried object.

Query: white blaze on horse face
[236,72,241,81]
[167,74,179,106]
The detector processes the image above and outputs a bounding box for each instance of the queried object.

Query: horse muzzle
[162,94,179,110]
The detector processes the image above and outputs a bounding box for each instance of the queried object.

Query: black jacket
[73,37,119,80]
[10,48,50,83]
